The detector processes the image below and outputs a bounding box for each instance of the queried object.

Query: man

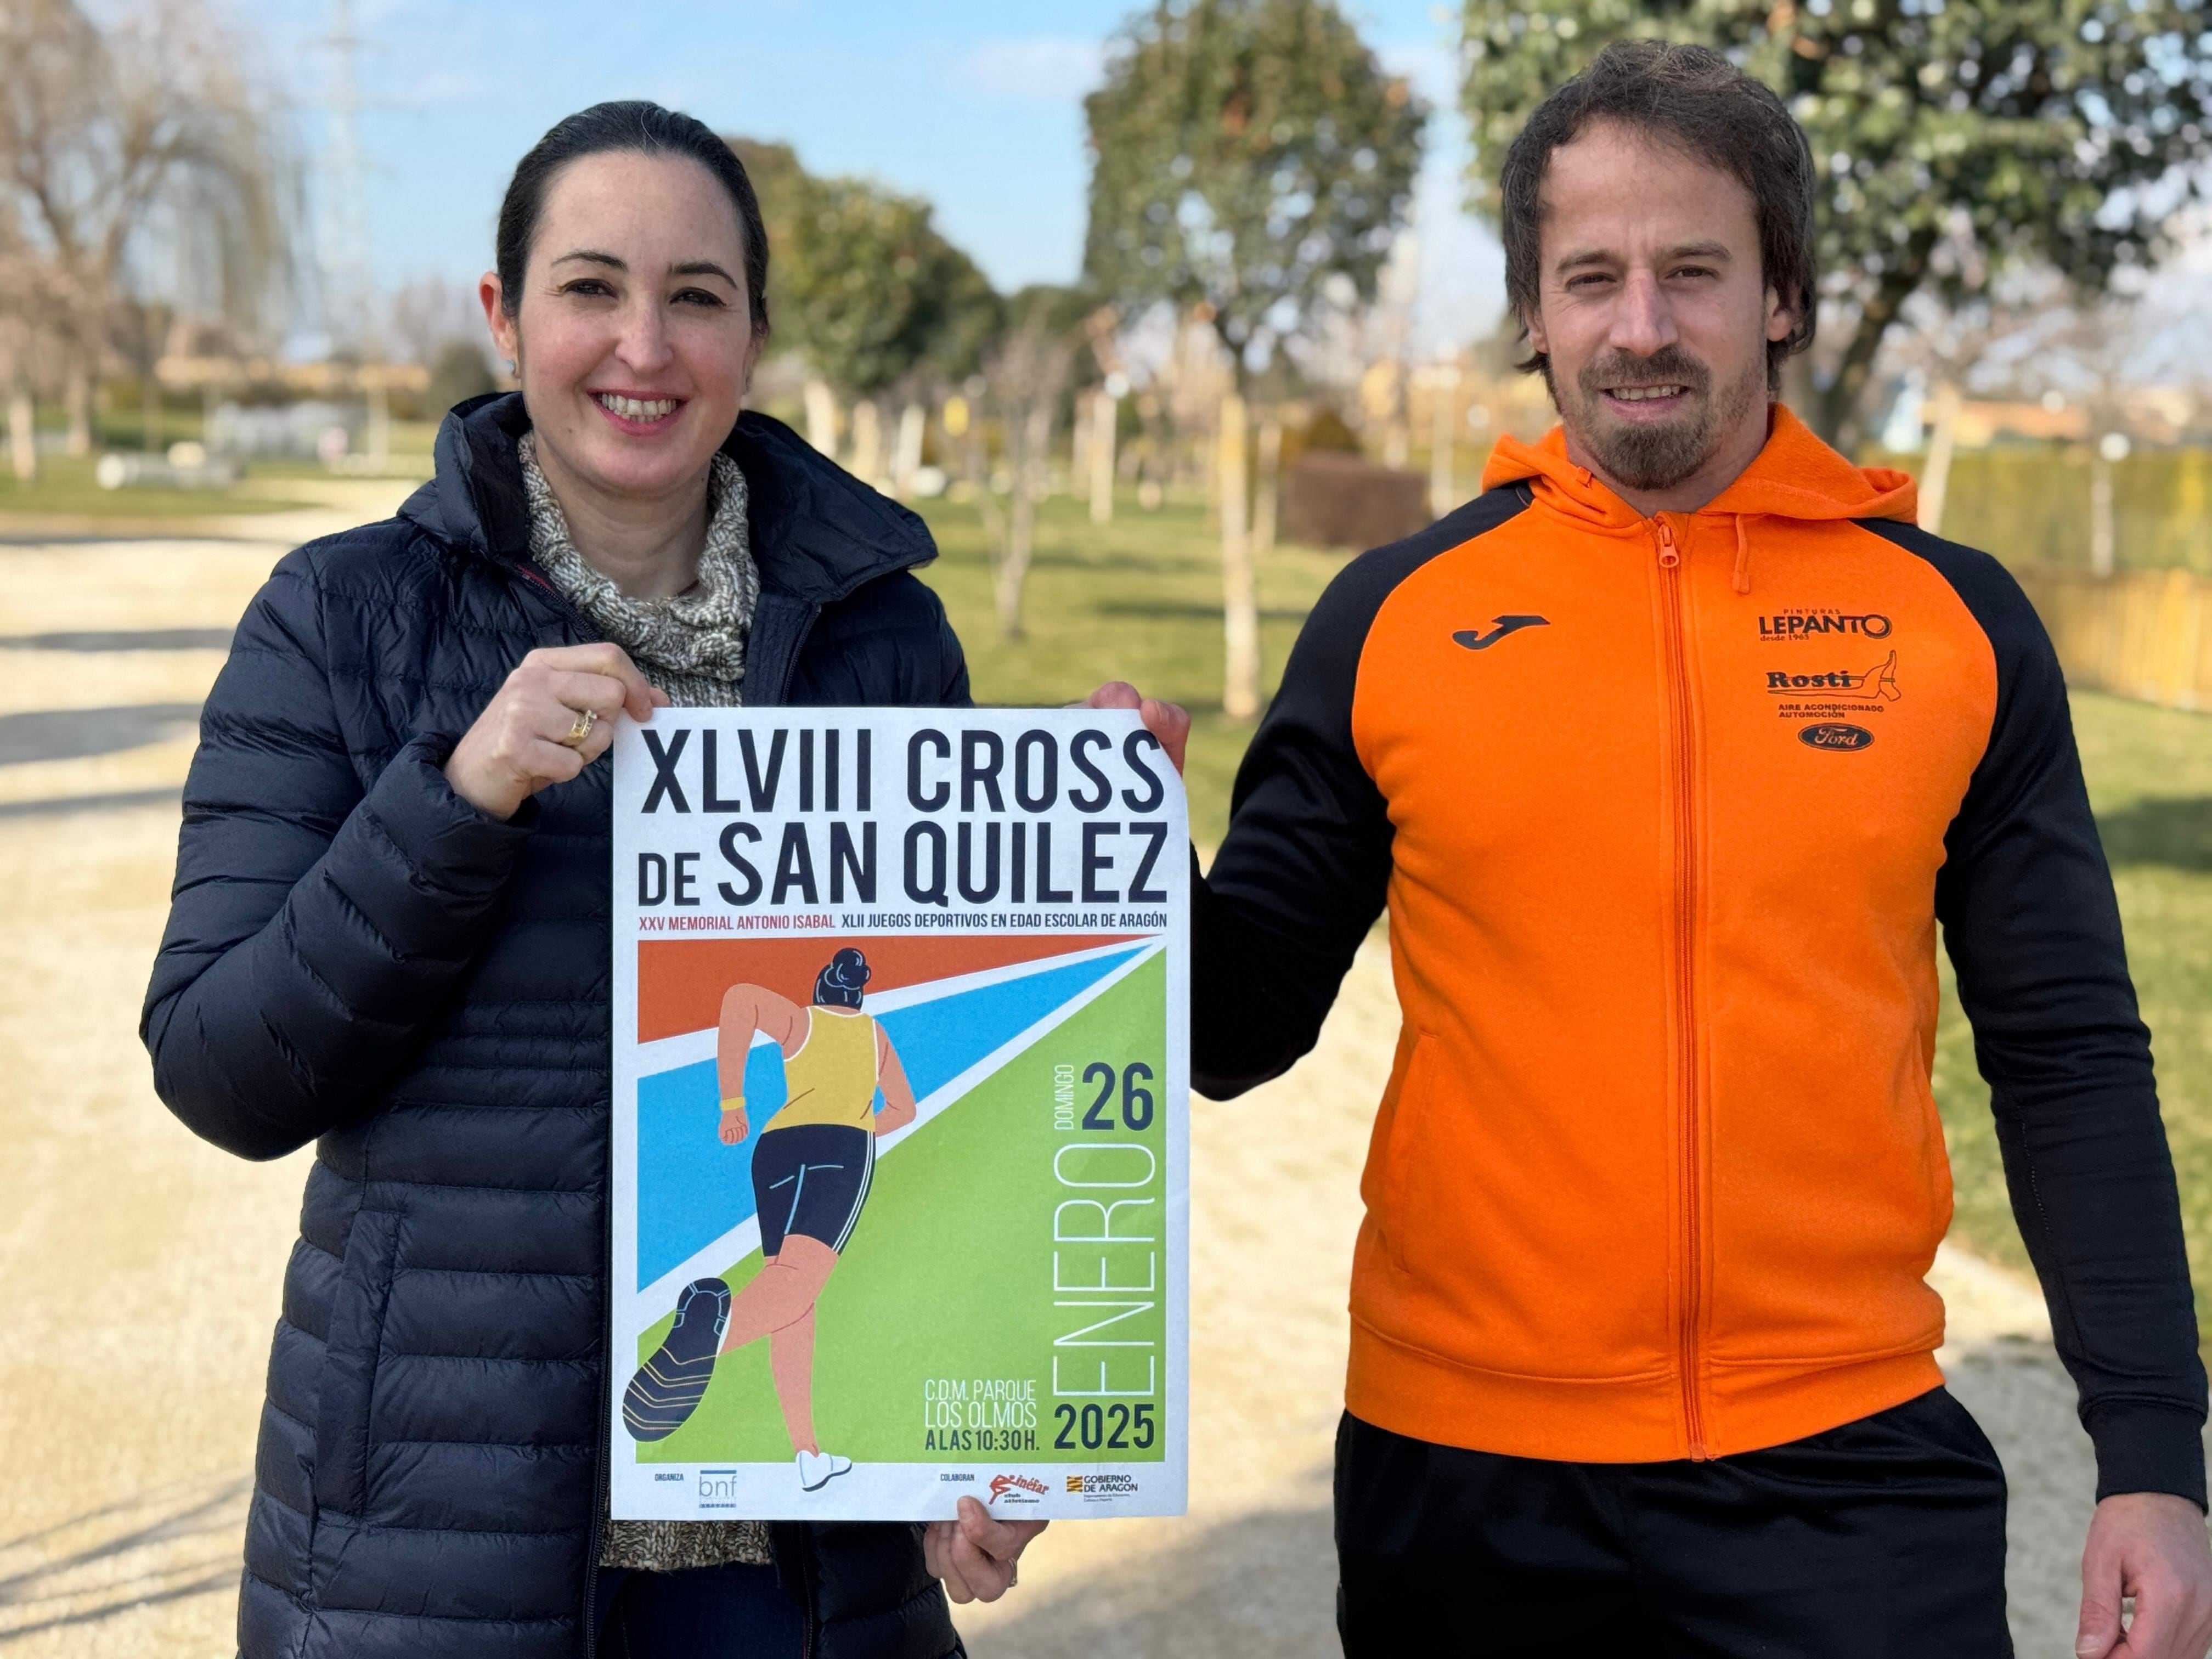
[1100,38,2210,1658]
[624,947,916,1494]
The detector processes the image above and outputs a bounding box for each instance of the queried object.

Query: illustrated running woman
[624,948,917,1492]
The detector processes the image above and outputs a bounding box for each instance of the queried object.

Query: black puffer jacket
[143,394,970,1659]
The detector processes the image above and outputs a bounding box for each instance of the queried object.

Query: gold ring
[560,707,597,748]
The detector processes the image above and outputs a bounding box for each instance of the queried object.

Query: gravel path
[0,527,2166,1657]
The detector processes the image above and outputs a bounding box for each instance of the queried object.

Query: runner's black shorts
[1335,1386,2012,1657]
[751,1124,874,1257]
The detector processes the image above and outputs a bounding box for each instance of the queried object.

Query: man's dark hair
[495,100,770,335]
[1499,40,1815,391]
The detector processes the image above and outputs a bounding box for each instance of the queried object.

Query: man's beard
[1553,345,1763,493]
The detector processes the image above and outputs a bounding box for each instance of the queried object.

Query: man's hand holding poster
[610,709,1189,1522]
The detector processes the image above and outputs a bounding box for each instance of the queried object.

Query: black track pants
[1335,1387,2012,1657]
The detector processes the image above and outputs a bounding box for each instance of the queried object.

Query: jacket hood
[399,392,939,605]
[1479,403,1917,533]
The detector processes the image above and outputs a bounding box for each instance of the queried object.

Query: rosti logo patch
[988,1473,1047,1505]
[1799,723,1875,752]
[1759,610,1892,640]
[1765,651,1899,702]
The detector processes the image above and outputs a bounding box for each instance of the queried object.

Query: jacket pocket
[312,1207,402,1517]
[1380,1033,1440,1273]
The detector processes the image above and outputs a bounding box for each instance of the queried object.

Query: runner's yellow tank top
[764,1007,881,1131]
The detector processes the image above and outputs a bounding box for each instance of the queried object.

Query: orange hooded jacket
[1195,409,2202,1493]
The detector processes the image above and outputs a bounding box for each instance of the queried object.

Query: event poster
[607,708,1189,1522]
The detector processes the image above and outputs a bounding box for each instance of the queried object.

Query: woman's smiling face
[483,148,760,504]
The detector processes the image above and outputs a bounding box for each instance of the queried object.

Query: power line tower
[319,0,374,360]
[316,0,399,465]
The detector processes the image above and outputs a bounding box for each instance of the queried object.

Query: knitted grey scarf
[518,430,760,708]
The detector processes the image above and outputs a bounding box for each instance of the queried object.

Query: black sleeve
[1196,488,1530,1098]
[140,552,535,1161]
[1869,520,2207,1507]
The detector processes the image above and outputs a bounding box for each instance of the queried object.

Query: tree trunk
[8,377,36,482]
[962,414,1009,557]
[1816,229,1938,451]
[1089,389,1118,524]
[2089,452,2116,578]
[997,485,1035,640]
[366,384,391,471]
[891,402,926,496]
[1778,352,1819,433]
[803,379,840,458]
[1381,358,1410,469]
[1218,392,1259,721]
[1252,413,1282,556]
[142,368,161,454]
[849,399,883,488]
[64,358,92,456]
[1427,365,1460,517]
[1917,381,1960,537]
[996,402,1052,641]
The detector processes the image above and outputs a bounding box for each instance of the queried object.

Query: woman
[142,101,1037,1659]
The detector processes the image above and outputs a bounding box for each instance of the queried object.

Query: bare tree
[975,293,1079,640]
[1882,261,2076,534]
[385,276,485,369]
[0,0,291,456]
[0,200,64,477]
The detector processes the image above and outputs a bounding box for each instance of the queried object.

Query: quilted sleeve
[141,546,535,1160]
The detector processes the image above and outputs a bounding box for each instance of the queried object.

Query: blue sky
[238,0,1505,354]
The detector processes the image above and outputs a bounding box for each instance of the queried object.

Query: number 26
[1080,1061,1155,1132]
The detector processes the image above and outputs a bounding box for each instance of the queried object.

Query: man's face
[1523,121,1796,494]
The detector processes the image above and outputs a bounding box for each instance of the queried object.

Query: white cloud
[958,36,1104,104]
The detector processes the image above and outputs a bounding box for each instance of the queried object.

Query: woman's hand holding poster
[609,708,1189,1522]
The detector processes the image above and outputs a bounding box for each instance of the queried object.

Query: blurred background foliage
[1083,0,1427,387]
[1460,0,2212,447]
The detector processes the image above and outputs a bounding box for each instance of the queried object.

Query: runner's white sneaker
[797,1449,853,1492]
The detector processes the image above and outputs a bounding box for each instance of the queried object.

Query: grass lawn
[915,491,1348,849]
[916,492,2212,1325]
[0,454,307,518]
[1936,690,2212,1328]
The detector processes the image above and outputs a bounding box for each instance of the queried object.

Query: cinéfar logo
[988,1473,1047,1506]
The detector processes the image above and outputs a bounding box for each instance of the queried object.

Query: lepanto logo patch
[1759,610,1892,641]
[1453,615,1549,651]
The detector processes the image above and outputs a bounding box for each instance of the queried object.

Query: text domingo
[631,724,1176,911]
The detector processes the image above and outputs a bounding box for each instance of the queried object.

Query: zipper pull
[1654,517,1680,569]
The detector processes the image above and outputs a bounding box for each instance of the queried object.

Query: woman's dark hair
[1499,40,1815,391]
[495,100,769,334]
[815,948,871,1009]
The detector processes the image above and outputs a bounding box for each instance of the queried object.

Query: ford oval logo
[1799,722,1874,752]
